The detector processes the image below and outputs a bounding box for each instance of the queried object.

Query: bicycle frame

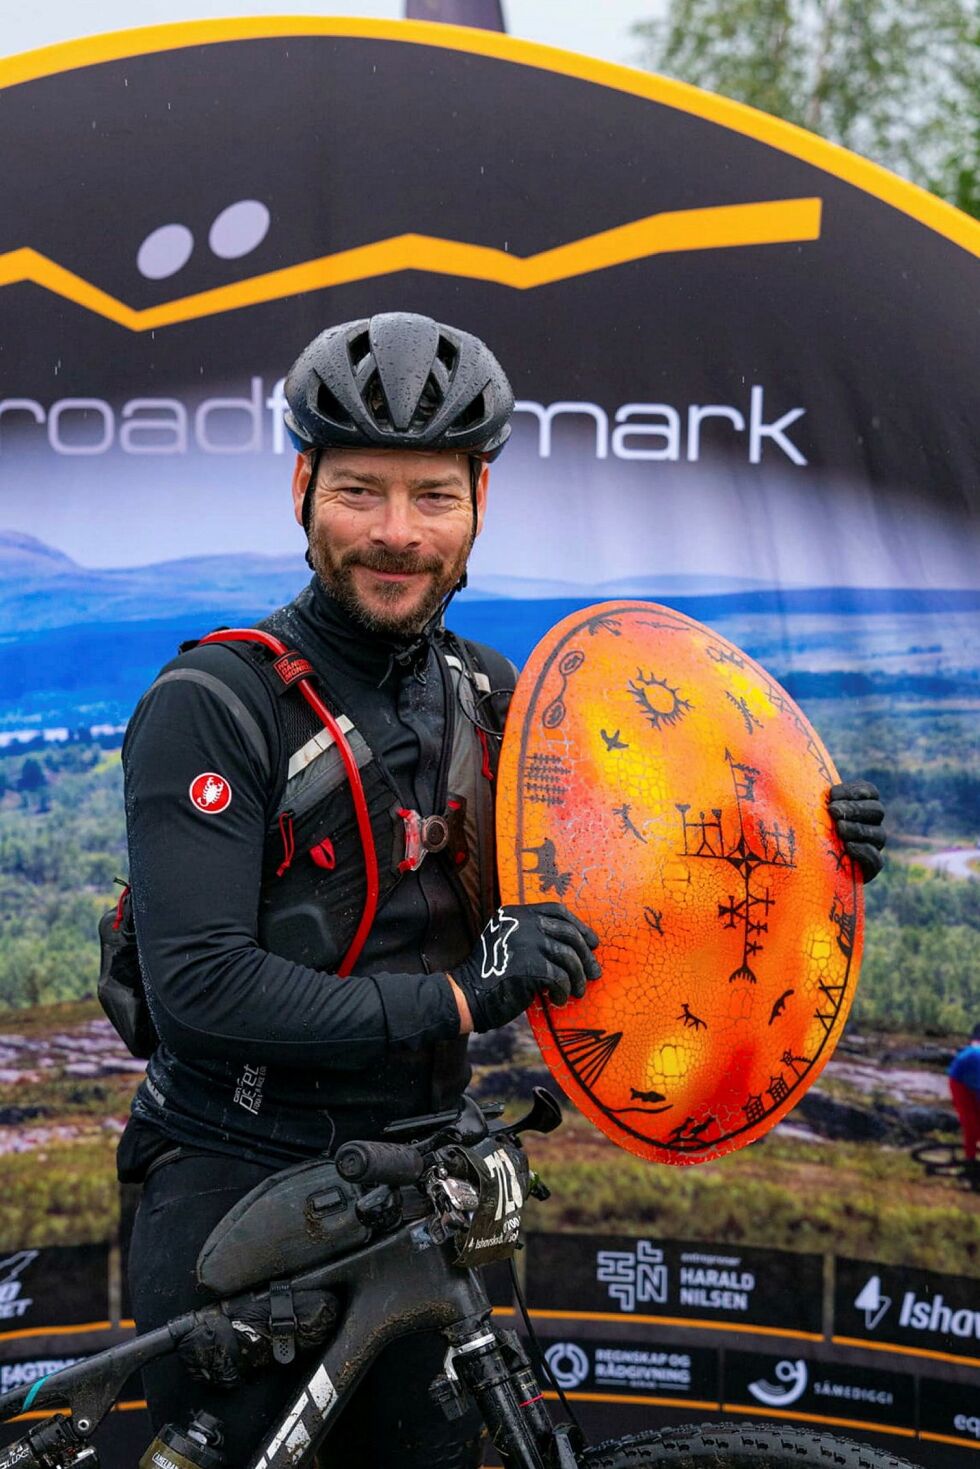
[242,1221,528,1469]
[0,1211,563,1469]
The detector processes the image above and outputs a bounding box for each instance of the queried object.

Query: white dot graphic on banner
[209,200,271,259]
[136,223,194,280]
[137,202,270,280]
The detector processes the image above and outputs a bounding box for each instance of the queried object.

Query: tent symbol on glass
[854,1275,891,1331]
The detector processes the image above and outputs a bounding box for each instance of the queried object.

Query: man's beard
[308,529,473,637]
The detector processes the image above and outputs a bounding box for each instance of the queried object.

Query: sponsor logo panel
[0,1356,86,1395]
[542,1336,719,1401]
[836,1258,980,1360]
[0,1247,109,1338]
[918,1374,980,1449]
[724,1350,916,1432]
[525,1234,822,1335]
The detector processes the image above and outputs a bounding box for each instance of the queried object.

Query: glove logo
[189,771,233,814]
[481,908,519,979]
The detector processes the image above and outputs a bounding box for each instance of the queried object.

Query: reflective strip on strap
[287,716,355,780]
[445,654,491,693]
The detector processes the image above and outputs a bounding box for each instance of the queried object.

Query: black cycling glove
[828,779,886,882]
[451,902,601,1033]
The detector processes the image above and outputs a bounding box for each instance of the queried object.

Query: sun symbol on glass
[627,669,693,730]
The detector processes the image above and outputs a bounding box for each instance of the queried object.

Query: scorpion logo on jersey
[189,771,233,814]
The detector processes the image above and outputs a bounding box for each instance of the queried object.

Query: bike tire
[911,1141,965,1177]
[581,1421,924,1468]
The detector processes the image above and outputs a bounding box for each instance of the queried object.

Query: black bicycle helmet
[284,312,514,460]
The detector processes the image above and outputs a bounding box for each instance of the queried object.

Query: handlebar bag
[196,1156,371,1296]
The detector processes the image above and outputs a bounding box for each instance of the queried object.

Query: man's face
[292,447,488,637]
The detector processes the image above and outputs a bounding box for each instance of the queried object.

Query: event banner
[0,15,977,1469]
[530,1325,980,1460]
[0,18,976,721]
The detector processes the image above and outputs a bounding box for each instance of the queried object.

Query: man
[948,1022,980,1186]
[119,311,885,1466]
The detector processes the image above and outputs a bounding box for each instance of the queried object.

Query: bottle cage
[198,629,379,977]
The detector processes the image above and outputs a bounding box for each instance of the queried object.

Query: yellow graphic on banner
[0,198,821,333]
[2,17,975,256]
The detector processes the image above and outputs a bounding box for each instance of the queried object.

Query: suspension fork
[444,1315,575,1469]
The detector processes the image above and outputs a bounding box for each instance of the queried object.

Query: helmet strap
[453,455,481,594]
[302,448,322,569]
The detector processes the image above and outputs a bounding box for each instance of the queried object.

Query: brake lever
[383,1093,498,1151]
[424,1169,480,1244]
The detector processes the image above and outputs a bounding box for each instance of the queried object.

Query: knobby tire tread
[581,1421,925,1468]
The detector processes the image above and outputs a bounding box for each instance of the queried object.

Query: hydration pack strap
[198,629,379,977]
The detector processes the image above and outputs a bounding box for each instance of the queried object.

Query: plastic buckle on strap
[397,810,451,873]
[268,1280,297,1365]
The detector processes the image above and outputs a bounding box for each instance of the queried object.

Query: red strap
[477,727,494,781]
[112,883,131,931]
[199,630,379,976]
[276,811,296,878]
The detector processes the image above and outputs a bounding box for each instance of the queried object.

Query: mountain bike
[911,1138,978,1188]
[0,1089,925,1469]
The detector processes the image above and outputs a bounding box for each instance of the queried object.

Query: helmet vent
[315,380,355,430]
[453,391,487,432]
[408,374,445,431]
[436,336,458,373]
[365,373,393,429]
[347,329,372,371]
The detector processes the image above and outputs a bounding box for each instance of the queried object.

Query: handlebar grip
[336,1139,425,1185]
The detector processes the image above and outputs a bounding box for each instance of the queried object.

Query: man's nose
[369,494,422,549]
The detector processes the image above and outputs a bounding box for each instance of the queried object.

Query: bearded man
[118,312,884,1467]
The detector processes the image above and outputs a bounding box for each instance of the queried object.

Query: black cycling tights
[128,1151,485,1469]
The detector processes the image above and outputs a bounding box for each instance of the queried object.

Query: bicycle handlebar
[335,1138,426,1185]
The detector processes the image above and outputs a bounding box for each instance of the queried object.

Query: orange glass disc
[497,601,863,1165]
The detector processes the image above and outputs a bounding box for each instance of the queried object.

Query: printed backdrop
[0,18,977,1468]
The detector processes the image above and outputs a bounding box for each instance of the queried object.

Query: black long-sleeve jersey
[122,579,503,1167]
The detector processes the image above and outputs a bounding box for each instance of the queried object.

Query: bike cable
[509,1259,586,1439]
